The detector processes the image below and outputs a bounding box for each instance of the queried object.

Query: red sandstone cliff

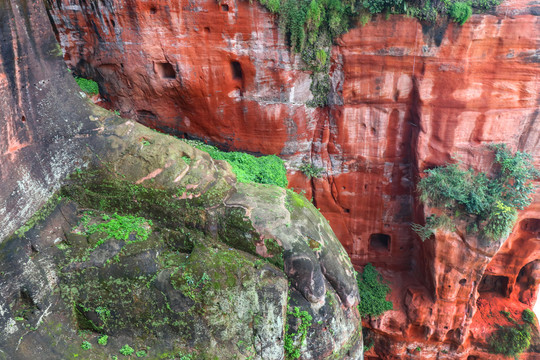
[46,0,540,358]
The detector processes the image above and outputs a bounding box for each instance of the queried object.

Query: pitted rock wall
[47,0,540,357]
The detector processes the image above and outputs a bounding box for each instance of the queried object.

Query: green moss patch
[75,76,99,95]
[182,140,288,188]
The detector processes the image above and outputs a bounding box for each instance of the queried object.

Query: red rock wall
[47,0,540,358]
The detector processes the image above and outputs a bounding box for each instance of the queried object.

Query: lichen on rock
[0,113,362,359]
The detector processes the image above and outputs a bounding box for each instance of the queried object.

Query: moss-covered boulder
[0,113,362,359]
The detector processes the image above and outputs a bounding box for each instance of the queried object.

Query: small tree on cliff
[413,144,539,241]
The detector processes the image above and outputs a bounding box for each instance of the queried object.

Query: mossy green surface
[75,76,99,95]
[182,139,288,188]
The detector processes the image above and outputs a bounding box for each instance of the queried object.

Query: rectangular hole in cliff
[230,61,243,81]
[478,274,509,296]
[155,62,176,79]
[369,233,391,252]
[221,4,229,11]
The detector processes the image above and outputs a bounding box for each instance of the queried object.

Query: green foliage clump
[411,214,454,241]
[120,344,135,356]
[81,340,92,350]
[356,263,393,317]
[416,144,538,241]
[449,2,472,24]
[488,311,533,358]
[98,334,108,346]
[136,350,147,357]
[255,0,362,106]
[522,309,536,325]
[80,212,153,246]
[75,76,99,95]
[284,306,313,359]
[299,162,324,179]
[183,139,288,188]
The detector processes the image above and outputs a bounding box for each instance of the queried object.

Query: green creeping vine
[182,139,288,188]
[284,306,313,359]
[414,144,539,241]
[251,0,501,107]
[356,263,393,317]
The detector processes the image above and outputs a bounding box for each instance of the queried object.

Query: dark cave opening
[369,233,391,251]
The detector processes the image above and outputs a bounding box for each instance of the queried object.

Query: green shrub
[75,76,99,95]
[522,309,536,325]
[488,324,531,357]
[449,2,472,24]
[416,144,538,241]
[357,263,393,317]
[81,340,92,350]
[120,344,135,356]
[182,139,288,188]
[299,162,324,179]
[98,334,108,346]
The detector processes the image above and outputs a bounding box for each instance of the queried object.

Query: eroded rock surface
[0,114,362,359]
[0,0,362,358]
[46,0,540,358]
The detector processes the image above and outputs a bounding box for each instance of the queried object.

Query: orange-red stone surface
[48,0,540,358]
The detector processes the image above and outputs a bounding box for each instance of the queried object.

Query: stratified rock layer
[48,0,540,358]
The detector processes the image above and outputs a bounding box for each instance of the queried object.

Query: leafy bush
[449,2,472,24]
[522,309,536,325]
[416,144,538,241]
[120,344,135,356]
[357,263,393,317]
[299,162,324,179]
[81,340,92,350]
[182,140,288,188]
[75,76,99,95]
[98,334,108,346]
[489,324,531,357]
